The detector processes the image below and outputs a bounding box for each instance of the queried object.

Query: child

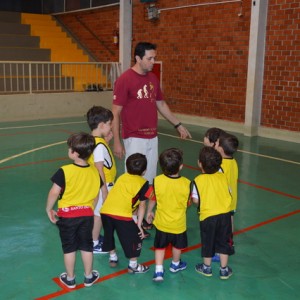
[146,148,191,282]
[216,132,239,231]
[203,127,226,263]
[100,153,150,274]
[86,106,117,254]
[203,127,226,148]
[46,132,101,288]
[192,147,234,280]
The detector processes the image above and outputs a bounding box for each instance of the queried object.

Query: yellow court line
[159,132,300,166]
[0,121,299,166]
[0,141,65,164]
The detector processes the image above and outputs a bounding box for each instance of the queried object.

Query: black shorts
[200,212,234,257]
[154,228,187,250]
[101,214,143,259]
[56,216,94,254]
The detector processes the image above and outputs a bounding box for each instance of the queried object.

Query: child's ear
[179,164,183,171]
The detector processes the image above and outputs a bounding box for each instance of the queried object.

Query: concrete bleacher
[0,11,110,93]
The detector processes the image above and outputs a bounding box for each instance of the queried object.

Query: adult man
[112,42,191,184]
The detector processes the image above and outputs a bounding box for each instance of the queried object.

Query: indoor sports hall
[1,117,299,299]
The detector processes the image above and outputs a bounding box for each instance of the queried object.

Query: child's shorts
[56,216,93,254]
[101,214,143,259]
[154,228,187,250]
[200,212,234,257]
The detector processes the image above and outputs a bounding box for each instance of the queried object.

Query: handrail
[0,61,121,94]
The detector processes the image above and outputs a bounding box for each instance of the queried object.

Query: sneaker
[98,235,104,244]
[59,272,76,289]
[84,270,100,287]
[93,242,109,254]
[109,259,118,268]
[153,270,164,282]
[128,264,150,274]
[195,263,213,277]
[169,260,187,273]
[212,253,220,262]
[219,266,233,280]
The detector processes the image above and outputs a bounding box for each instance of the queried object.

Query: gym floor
[0,117,299,300]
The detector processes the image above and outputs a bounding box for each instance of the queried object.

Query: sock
[172,260,179,266]
[220,266,228,270]
[155,265,163,272]
[85,273,92,279]
[203,263,211,269]
[67,275,75,281]
[93,240,99,247]
[129,260,138,268]
[110,253,118,261]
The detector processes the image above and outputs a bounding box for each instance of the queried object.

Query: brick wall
[57,6,119,62]
[58,0,300,133]
[132,0,250,124]
[262,0,300,132]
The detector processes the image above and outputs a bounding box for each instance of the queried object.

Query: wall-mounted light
[147,4,160,20]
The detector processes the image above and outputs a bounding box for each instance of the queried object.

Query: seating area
[0,11,117,93]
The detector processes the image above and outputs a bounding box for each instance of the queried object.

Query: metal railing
[0,61,121,94]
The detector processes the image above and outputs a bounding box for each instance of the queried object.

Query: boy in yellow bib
[192,147,234,280]
[147,148,191,282]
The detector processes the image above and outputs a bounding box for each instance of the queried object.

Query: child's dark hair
[86,106,113,130]
[199,146,222,174]
[134,42,156,62]
[126,153,147,175]
[205,127,226,145]
[218,133,239,156]
[159,148,183,176]
[67,132,96,160]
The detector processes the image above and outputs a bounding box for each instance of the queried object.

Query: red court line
[0,157,69,170]
[183,164,300,201]
[35,208,300,300]
[0,129,72,137]
[238,179,300,200]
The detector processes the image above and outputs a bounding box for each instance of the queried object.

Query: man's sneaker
[59,272,76,289]
[93,242,108,254]
[195,263,213,277]
[153,270,164,282]
[128,264,150,274]
[109,259,118,268]
[219,266,233,280]
[84,270,100,287]
[169,260,187,273]
[212,253,220,262]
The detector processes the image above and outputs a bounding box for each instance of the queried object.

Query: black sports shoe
[84,270,100,287]
[59,272,76,289]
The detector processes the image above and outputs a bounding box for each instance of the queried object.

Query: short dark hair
[218,133,239,156]
[199,146,222,174]
[204,127,226,145]
[159,148,183,176]
[67,132,96,160]
[86,106,113,130]
[134,42,157,62]
[126,153,147,175]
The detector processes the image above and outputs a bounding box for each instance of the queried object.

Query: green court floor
[0,117,299,300]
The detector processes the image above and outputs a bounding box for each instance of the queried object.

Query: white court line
[0,122,299,166]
